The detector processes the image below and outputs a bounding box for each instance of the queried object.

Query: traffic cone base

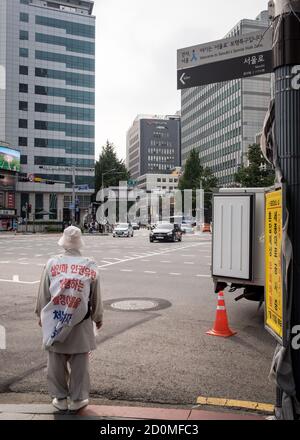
[206,292,237,338]
[206,328,237,338]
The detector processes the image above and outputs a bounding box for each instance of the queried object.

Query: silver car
[113,223,134,237]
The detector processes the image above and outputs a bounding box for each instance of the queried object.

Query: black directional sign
[177,29,272,89]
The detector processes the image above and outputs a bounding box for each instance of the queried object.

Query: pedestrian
[35,226,103,412]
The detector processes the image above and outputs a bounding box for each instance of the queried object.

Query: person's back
[35,226,103,412]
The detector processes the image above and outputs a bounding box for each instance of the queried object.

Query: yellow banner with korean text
[265,189,283,341]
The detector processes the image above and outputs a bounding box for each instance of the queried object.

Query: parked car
[150,223,182,242]
[131,222,140,230]
[113,223,134,237]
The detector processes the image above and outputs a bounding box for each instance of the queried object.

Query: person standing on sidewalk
[35,226,103,412]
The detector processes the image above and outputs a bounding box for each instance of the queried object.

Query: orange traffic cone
[206,291,237,337]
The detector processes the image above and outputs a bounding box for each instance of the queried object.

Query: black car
[149,223,182,242]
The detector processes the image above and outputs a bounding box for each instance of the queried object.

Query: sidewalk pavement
[0,403,266,420]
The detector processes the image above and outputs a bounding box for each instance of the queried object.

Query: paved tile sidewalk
[0,404,265,420]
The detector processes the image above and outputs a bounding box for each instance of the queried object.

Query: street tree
[178,149,217,221]
[234,143,275,187]
[95,141,130,193]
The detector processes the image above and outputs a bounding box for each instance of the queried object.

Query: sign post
[177,29,272,89]
[271,0,300,418]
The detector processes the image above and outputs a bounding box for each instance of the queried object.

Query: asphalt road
[0,230,276,406]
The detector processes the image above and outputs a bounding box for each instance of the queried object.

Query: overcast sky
[93,0,268,161]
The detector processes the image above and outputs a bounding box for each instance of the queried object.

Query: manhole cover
[104,297,172,312]
[111,300,159,311]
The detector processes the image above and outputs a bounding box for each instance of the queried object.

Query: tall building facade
[126,114,181,180]
[181,11,271,186]
[0,0,95,222]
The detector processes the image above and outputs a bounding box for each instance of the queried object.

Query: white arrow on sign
[180,73,186,85]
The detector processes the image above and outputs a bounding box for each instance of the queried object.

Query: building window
[35,120,47,130]
[19,30,29,40]
[18,137,28,146]
[19,65,28,75]
[35,103,47,112]
[20,155,27,164]
[35,50,95,72]
[19,48,29,57]
[20,12,29,22]
[35,85,47,95]
[157,178,161,182]
[19,83,28,93]
[35,15,95,39]
[19,119,28,128]
[19,101,28,111]
[35,33,95,55]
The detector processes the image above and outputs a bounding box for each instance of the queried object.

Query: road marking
[13,275,19,282]
[169,272,181,276]
[35,254,43,257]
[196,274,210,278]
[181,254,196,257]
[120,269,133,272]
[141,260,150,262]
[144,271,156,274]
[160,260,171,263]
[184,262,195,265]
[196,396,274,413]
[101,260,114,264]
[97,242,209,268]
[0,261,10,264]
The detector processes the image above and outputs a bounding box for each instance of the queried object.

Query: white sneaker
[68,399,89,411]
[52,398,68,411]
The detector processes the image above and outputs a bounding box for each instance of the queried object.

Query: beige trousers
[47,352,90,401]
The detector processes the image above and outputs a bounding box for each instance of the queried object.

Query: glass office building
[0,0,95,221]
[181,11,271,186]
[126,114,181,180]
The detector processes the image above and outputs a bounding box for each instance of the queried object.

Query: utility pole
[271,0,300,419]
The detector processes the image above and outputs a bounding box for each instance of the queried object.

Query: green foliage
[178,149,218,221]
[234,144,275,187]
[95,141,130,193]
[178,149,217,193]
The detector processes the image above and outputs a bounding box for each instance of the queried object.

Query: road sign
[74,184,89,191]
[128,179,137,187]
[265,188,287,346]
[177,29,272,89]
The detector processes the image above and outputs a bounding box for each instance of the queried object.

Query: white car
[181,224,194,234]
[113,223,134,237]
